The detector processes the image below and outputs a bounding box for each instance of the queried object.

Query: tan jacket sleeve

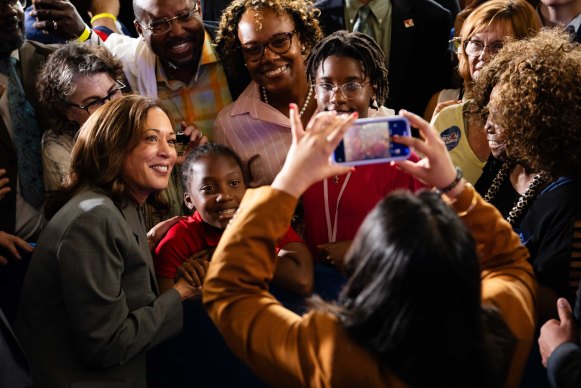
[203,187,397,388]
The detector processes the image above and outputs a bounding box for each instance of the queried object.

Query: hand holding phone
[332,116,412,166]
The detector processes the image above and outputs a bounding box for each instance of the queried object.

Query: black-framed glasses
[239,30,296,62]
[68,80,126,115]
[139,4,199,35]
[316,81,370,100]
[463,39,504,57]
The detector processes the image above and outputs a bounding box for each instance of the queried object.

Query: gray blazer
[15,189,183,388]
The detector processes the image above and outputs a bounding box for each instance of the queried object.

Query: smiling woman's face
[485,86,508,160]
[122,107,177,204]
[237,8,305,95]
[467,23,514,80]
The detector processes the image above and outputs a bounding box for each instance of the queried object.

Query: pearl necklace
[483,161,546,225]
[261,84,314,117]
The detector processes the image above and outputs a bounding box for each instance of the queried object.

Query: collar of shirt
[155,30,220,90]
[345,0,390,26]
[569,12,581,33]
[228,81,291,127]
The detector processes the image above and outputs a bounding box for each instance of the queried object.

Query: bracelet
[76,24,92,43]
[90,12,117,24]
[435,166,463,195]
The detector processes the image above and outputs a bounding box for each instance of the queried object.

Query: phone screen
[333,116,411,166]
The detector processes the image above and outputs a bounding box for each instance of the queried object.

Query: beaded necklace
[261,84,314,117]
[483,161,546,225]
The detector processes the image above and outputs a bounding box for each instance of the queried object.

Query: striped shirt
[214,82,292,187]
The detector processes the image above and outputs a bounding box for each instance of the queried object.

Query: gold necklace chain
[483,161,546,224]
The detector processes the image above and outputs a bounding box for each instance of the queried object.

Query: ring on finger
[52,20,58,31]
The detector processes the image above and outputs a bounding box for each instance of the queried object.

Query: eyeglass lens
[316,82,365,100]
[147,6,198,34]
[464,40,504,57]
[240,32,294,61]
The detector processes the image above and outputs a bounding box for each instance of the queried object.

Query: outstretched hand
[394,110,464,197]
[539,298,579,367]
[271,104,357,198]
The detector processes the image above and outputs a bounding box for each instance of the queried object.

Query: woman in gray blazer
[16,95,199,387]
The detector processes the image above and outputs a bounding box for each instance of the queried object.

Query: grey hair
[37,42,124,134]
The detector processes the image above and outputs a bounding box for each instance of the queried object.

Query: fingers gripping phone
[332,116,412,166]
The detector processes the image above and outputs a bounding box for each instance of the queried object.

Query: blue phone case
[332,116,412,166]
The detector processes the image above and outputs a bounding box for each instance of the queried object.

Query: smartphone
[332,116,412,166]
[175,132,190,156]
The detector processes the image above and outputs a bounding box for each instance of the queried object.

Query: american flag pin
[404,19,414,28]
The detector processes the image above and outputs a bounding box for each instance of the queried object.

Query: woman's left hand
[272,104,357,198]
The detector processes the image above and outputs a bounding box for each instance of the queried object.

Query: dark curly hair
[215,0,323,75]
[470,28,581,179]
[37,42,125,135]
[306,30,389,107]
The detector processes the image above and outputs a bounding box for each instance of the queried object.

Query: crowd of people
[0,0,580,387]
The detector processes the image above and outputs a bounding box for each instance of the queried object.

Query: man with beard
[103,0,232,140]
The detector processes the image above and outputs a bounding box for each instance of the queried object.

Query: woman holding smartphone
[203,104,536,387]
[301,31,424,276]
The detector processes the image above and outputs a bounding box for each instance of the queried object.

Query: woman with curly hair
[429,0,540,184]
[213,0,323,187]
[471,28,581,321]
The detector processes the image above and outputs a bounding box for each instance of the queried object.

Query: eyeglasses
[239,30,296,62]
[316,81,370,100]
[68,80,126,115]
[139,5,199,35]
[449,37,505,57]
[463,39,504,57]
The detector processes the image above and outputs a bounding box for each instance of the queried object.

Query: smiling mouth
[264,65,289,77]
[151,165,169,173]
[167,40,193,54]
[216,208,237,216]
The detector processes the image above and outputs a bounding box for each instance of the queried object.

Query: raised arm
[395,110,536,387]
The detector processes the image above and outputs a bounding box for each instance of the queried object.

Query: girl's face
[184,154,246,229]
[237,7,305,95]
[315,55,374,118]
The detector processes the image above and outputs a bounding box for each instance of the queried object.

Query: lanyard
[323,172,352,243]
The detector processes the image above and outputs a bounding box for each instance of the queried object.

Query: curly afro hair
[215,0,323,76]
[470,28,581,179]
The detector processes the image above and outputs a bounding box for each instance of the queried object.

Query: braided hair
[306,30,389,106]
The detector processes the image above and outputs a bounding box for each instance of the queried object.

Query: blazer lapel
[120,204,160,295]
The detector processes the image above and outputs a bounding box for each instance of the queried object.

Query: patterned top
[156,31,232,140]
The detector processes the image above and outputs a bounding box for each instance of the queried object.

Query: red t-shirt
[301,157,426,253]
[154,211,302,279]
